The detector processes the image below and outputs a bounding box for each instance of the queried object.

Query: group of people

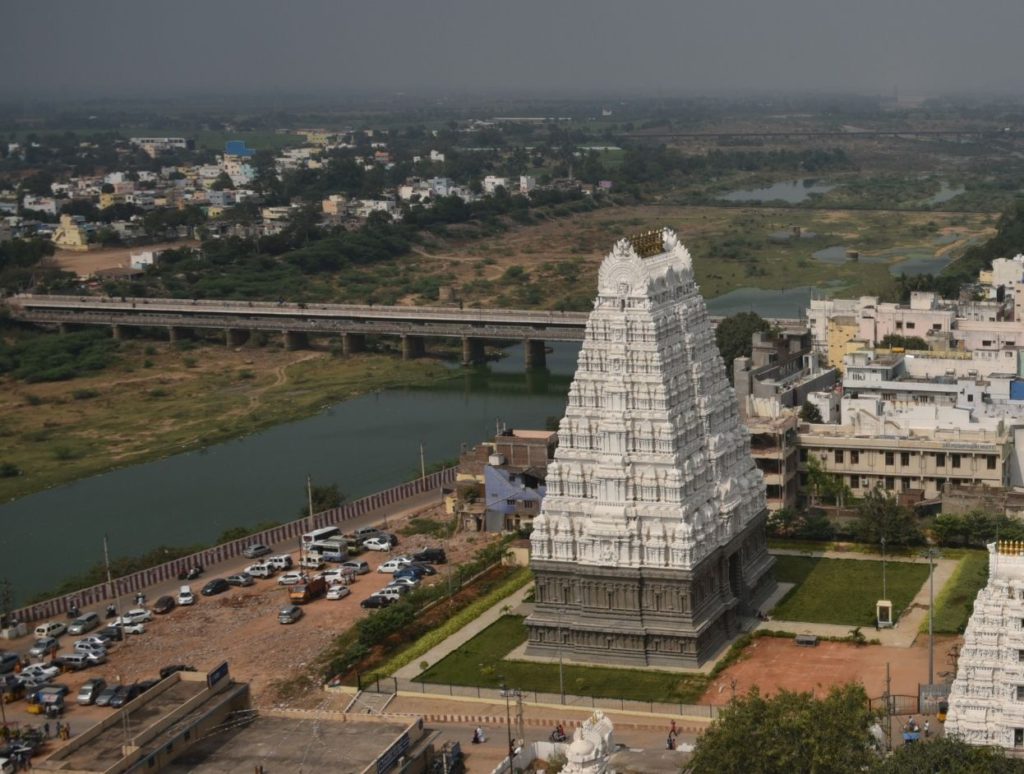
[904,716,930,737]
[667,719,679,750]
[44,720,72,740]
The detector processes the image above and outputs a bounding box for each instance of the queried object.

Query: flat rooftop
[164,715,414,773]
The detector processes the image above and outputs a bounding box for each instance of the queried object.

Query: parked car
[57,654,91,672]
[246,562,275,579]
[177,585,196,606]
[0,652,19,675]
[374,586,406,601]
[94,684,120,707]
[388,576,420,589]
[242,543,272,559]
[412,547,447,564]
[299,556,325,571]
[360,594,392,609]
[77,678,107,705]
[20,664,60,683]
[33,622,66,639]
[378,558,413,574]
[28,637,59,659]
[67,612,101,636]
[276,572,306,586]
[278,605,303,624]
[152,596,176,615]
[73,640,107,656]
[322,568,354,585]
[394,566,427,580]
[340,560,370,575]
[384,533,400,547]
[85,651,107,666]
[95,627,123,644]
[121,622,146,635]
[226,572,254,587]
[177,565,203,581]
[117,608,153,624]
[362,537,392,552]
[109,683,141,708]
[326,584,351,601]
[137,678,161,693]
[201,578,231,596]
[267,555,294,571]
[410,562,437,576]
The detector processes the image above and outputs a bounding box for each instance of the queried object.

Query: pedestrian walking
[924,719,930,738]
[669,719,677,738]
[43,721,50,738]
[54,721,62,739]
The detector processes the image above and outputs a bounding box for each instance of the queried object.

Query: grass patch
[772,556,929,626]
[929,550,988,634]
[416,615,707,704]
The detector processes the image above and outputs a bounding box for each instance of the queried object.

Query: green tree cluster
[879,334,929,350]
[300,484,345,517]
[932,509,1024,547]
[714,312,774,381]
[0,329,119,383]
[854,488,922,546]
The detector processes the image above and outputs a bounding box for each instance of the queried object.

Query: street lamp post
[881,536,887,601]
[557,608,565,705]
[928,548,936,685]
[500,679,515,773]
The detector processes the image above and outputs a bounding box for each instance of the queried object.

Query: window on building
[983,340,993,347]
[1016,728,1024,747]
[799,448,808,462]
[936,453,946,467]
[851,450,860,464]
[952,454,961,469]
[1018,649,1024,662]
[895,321,904,329]
[849,475,860,488]
[885,476,895,490]
[932,323,942,331]
[901,452,910,466]
[1016,685,1024,701]
[989,456,998,470]
[906,322,916,330]
[834,450,844,464]
[885,452,895,466]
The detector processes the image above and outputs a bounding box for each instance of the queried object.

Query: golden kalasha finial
[628,230,665,258]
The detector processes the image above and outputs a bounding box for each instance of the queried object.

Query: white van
[34,621,67,639]
[267,554,294,571]
[177,585,195,606]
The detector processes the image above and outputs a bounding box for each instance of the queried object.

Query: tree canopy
[800,399,824,423]
[854,488,922,546]
[685,684,878,774]
[715,311,774,381]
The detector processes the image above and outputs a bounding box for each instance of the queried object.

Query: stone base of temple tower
[525,513,776,669]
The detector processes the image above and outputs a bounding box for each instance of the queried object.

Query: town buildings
[527,229,776,668]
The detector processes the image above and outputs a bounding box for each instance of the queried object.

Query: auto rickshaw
[938,700,949,723]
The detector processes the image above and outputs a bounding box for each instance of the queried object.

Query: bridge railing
[8,467,457,626]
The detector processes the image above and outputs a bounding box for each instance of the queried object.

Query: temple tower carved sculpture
[526,229,776,667]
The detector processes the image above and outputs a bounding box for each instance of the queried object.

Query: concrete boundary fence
[11,467,457,625]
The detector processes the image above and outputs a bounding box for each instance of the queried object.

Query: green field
[415,615,707,703]
[772,556,929,626]
[928,550,988,634]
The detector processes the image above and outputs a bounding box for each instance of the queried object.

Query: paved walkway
[393,583,535,678]
[765,548,960,646]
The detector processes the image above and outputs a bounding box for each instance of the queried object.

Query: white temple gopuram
[526,229,776,667]
[946,541,1024,749]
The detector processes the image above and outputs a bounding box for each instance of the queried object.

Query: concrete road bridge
[6,294,804,368]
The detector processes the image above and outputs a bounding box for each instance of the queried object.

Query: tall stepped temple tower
[946,541,1024,749]
[526,229,776,668]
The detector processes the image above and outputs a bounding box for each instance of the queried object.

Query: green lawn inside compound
[772,555,929,627]
[416,615,707,704]
[928,550,988,635]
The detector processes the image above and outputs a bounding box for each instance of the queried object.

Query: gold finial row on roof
[628,229,665,258]
[997,540,1024,555]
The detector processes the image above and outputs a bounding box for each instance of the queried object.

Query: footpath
[765,548,960,646]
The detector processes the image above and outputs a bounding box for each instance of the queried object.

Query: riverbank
[0,339,457,502]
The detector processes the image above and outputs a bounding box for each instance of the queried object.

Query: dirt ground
[699,634,962,706]
[1,503,498,736]
[50,240,198,277]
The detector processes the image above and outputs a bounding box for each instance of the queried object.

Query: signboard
[376,732,411,774]
[207,661,229,688]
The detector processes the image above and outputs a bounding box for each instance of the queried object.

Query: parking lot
[1,500,496,750]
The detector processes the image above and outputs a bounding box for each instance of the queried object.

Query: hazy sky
[4,0,1024,98]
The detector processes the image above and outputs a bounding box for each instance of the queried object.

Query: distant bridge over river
[6,294,804,368]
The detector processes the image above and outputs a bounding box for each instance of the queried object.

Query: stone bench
[795,634,818,647]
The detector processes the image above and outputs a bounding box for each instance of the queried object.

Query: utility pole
[304,474,315,562]
[500,680,515,773]
[420,442,426,480]
[928,548,936,686]
[103,534,118,614]
[885,662,893,753]
[881,536,887,601]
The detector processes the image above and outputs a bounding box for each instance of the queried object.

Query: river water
[1,343,580,604]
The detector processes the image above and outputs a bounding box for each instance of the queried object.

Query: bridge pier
[58,322,71,335]
[342,333,365,356]
[283,330,309,350]
[461,336,486,366]
[167,326,193,343]
[226,328,250,348]
[111,324,125,341]
[401,334,425,360]
[525,339,547,369]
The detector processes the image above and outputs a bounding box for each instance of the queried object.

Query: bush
[0,462,21,478]
[0,330,118,383]
[72,388,99,400]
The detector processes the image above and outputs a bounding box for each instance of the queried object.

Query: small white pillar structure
[876,599,893,629]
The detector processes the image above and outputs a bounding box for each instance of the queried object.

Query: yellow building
[51,214,89,251]
[99,192,124,209]
[827,315,862,372]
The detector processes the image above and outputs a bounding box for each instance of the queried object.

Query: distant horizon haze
[4,0,1024,100]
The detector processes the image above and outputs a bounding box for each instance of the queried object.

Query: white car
[378,558,413,574]
[246,563,275,578]
[323,568,354,585]
[122,621,146,635]
[20,663,60,682]
[116,608,153,625]
[74,640,107,656]
[326,584,351,601]
[33,621,67,639]
[362,537,392,552]
[177,585,196,606]
[277,572,306,586]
